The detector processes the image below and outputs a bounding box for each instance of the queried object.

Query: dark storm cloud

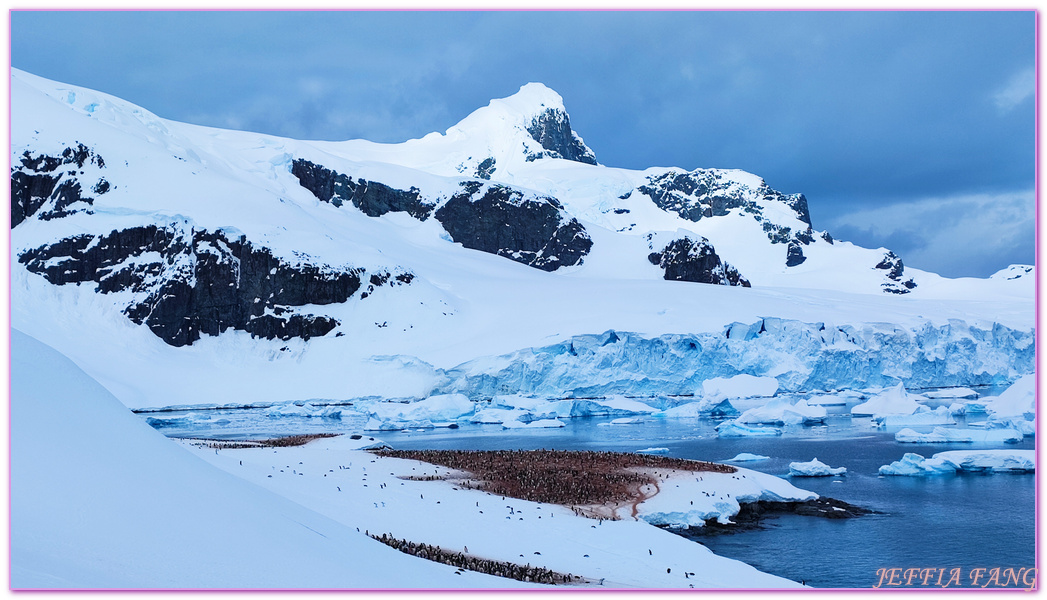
[11,10,1035,277]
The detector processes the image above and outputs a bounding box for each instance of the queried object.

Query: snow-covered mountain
[10,69,1034,409]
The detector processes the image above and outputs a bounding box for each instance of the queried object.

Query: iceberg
[716,419,782,438]
[636,447,670,454]
[935,450,1035,473]
[368,394,475,423]
[701,375,779,400]
[878,453,958,476]
[924,387,979,399]
[788,458,846,477]
[985,374,1035,419]
[879,406,955,428]
[737,398,826,426]
[264,401,343,419]
[654,398,739,418]
[894,427,1023,444]
[881,450,1035,476]
[851,383,923,418]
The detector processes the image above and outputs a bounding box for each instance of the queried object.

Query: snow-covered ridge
[9,68,1034,411]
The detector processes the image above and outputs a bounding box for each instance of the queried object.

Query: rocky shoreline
[678,496,873,537]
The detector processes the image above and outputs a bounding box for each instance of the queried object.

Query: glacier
[430,319,1033,401]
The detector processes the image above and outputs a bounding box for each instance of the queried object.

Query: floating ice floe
[851,383,924,418]
[894,427,1023,444]
[737,398,826,426]
[716,419,782,438]
[500,418,564,429]
[636,447,670,454]
[924,387,979,399]
[608,417,644,425]
[878,406,955,428]
[726,453,770,462]
[879,450,1034,475]
[788,458,846,477]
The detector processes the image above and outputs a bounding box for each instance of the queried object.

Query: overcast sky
[11,10,1035,278]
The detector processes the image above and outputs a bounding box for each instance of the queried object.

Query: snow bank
[635,466,817,529]
[894,427,1023,444]
[787,458,846,477]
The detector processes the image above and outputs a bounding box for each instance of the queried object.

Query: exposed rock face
[647,236,750,287]
[524,108,598,165]
[875,251,917,294]
[436,182,592,271]
[292,159,592,272]
[11,143,109,227]
[291,158,434,220]
[636,169,816,252]
[18,224,409,346]
[785,242,807,267]
[474,157,497,180]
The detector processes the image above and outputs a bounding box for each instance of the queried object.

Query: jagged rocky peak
[875,250,917,294]
[453,82,598,166]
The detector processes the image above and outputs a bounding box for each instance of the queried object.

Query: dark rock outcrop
[647,236,750,287]
[636,169,817,260]
[524,108,598,165]
[291,158,434,220]
[474,157,497,180]
[19,224,410,346]
[11,143,109,226]
[292,159,592,272]
[435,183,592,271]
[875,251,917,294]
[785,242,807,267]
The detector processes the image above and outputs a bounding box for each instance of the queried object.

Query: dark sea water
[148,410,1036,589]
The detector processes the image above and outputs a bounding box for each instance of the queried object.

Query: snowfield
[12,329,808,589]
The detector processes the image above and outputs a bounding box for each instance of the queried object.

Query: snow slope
[9,329,520,589]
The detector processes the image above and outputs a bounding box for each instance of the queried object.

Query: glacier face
[431,318,1034,399]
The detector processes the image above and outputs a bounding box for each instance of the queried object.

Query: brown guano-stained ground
[372,448,735,516]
